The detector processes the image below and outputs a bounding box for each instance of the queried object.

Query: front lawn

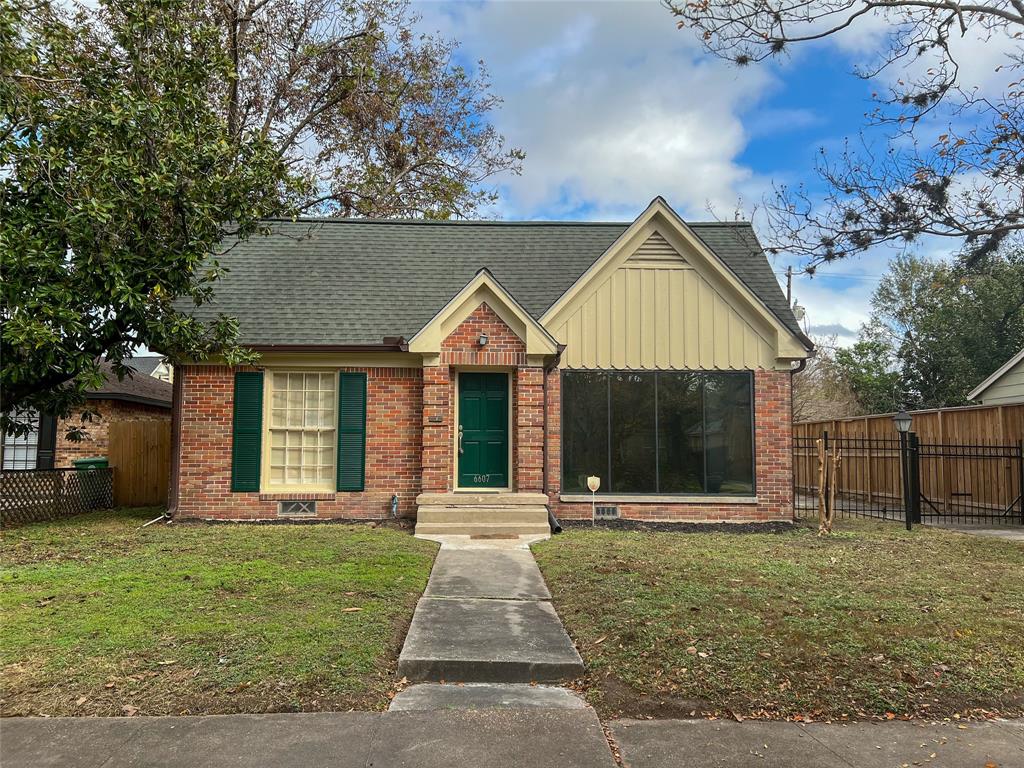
[534,520,1024,721]
[1,508,436,716]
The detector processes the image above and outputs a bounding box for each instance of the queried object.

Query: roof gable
[541,198,812,361]
[409,269,559,357]
[968,348,1024,400]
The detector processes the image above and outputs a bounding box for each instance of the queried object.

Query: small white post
[587,475,601,526]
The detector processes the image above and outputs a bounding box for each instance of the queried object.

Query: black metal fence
[0,468,114,528]
[794,432,1024,528]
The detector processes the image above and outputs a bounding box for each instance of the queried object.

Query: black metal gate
[793,432,1024,529]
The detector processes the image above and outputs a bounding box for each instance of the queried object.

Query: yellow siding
[549,233,779,370]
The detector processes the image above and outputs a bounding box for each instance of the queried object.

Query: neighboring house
[170,198,814,533]
[127,355,174,383]
[1,362,172,469]
[968,348,1024,406]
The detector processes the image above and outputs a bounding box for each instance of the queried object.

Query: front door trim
[454,369,512,492]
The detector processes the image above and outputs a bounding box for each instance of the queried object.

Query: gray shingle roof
[186,218,807,348]
[89,361,172,408]
[126,356,164,377]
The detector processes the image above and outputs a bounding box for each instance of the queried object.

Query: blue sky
[414,0,916,344]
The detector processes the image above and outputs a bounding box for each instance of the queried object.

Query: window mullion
[654,372,660,494]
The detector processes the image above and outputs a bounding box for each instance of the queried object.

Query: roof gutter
[84,393,172,409]
[248,337,409,353]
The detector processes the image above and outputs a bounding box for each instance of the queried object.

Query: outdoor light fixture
[478,332,489,347]
[893,410,912,434]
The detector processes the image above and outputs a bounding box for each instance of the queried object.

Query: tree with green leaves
[836,251,1024,410]
[1,0,297,435]
[2,0,521,436]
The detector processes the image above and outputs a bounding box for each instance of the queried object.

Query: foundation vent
[595,505,620,521]
[278,500,316,517]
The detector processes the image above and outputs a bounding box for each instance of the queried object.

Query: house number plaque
[473,474,491,483]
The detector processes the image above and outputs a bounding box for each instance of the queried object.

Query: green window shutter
[337,372,367,491]
[231,371,264,492]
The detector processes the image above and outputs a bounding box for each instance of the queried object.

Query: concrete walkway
[395,536,584,689]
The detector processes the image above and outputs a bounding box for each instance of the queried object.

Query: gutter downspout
[541,344,567,497]
[790,355,811,522]
[166,369,183,519]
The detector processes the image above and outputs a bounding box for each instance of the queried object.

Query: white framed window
[265,372,336,490]
[2,410,40,470]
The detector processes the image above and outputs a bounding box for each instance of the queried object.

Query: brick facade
[55,400,170,467]
[175,365,422,520]
[172,303,796,523]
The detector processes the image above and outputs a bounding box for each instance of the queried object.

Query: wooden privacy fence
[794,403,1023,445]
[108,420,171,507]
[795,403,1024,525]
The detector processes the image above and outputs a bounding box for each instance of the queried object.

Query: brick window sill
[259,492,336,501]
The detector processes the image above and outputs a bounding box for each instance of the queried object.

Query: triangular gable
[409,268,560,357]
[541,197,810,362]
[967,347,1024,400]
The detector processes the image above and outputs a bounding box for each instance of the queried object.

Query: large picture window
[266,372,336,489]
[561,370,754,495]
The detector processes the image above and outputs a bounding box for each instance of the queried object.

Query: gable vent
[628,232,687,265]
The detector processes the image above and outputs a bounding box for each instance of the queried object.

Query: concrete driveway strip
[610,718,1024,768]
[424,549,551,600]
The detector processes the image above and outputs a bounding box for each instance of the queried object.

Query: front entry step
[389,683,588,711]
[397,597,585,683]
[415,492,551,537]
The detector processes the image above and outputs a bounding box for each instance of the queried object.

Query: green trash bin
[72,457,109,507]
[72,457,109,470]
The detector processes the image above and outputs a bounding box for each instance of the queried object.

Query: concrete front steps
[414,492,550,537]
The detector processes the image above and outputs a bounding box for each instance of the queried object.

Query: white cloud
[417,0,777,220]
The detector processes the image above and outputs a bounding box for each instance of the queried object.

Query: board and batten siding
[978,355,1024,405]
[548,232,780,370]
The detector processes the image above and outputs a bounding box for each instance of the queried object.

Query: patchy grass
[1,508,436,716]
[533,519,1024,721]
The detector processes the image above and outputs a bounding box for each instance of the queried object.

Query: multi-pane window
[267,372,336,487]
[562,371,754,495]
[2,410,40,470]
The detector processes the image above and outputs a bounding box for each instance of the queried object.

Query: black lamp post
[894,410,914,530]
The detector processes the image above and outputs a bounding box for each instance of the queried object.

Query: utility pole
[785,265,793,304]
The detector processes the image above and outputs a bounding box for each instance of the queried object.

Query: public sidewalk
[4,712,1022,767]
[611,717,1024,768]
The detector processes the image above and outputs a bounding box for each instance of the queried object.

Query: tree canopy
[1,0,520,434]
[834,250,1024,411]
[667,0,1024,268]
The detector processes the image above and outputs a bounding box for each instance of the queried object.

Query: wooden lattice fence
[0,468,113,527]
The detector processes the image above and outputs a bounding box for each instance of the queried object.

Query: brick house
[1,361,172,469]
[170,198,813,533]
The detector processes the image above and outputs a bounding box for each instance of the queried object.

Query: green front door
[458,372,509,488]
